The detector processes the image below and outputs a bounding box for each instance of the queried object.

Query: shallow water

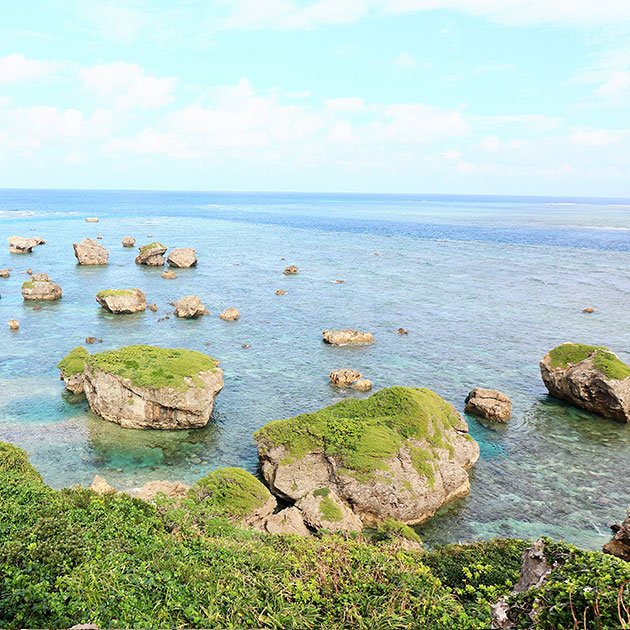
[1,189,629,550]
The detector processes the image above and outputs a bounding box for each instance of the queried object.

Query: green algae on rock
[541,342,630,422]
[255,386,480,526]
[96,288,146,314]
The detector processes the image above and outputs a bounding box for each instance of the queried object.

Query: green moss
[0,442,43,484]
[85,345,219,391]
[410,447,436,489]
[255,387,463,482]
[57,346,89,376]
[188,467,270,519]
[548,343,630,381]
[313,487,330,498]
[21,281,34,290]
[318,496,343,522]
[96,289,136,297]
[140,241,166,253]
[377,518,422,544]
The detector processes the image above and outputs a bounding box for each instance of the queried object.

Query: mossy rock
[548,343,630,381]
[96,289,137,297]
[375,518,422,545]
[139,242,166,254]
[57,346,89,376]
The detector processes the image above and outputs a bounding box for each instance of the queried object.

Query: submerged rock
[603,507,630,562]
[167,248,197,268]
[255,386,480,526]
[162,270,177,279]
[8,236,45,254]
[21,275,62,301]
[57,345,223,429]
[73,238,108,265]
[540,342,630,422]
[174,295,206,318]
[465,388,512,422]
[96,288,146,314]
[219,307,239,321]
[122,236,136,247]
[322,329,375,345]
[329,368,362,387]
[135,242,167,266]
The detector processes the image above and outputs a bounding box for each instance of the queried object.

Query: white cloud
[571,129,620,146]
[325,97,368,113]
[480,135,500,151]
[440,149,461,160]
[596,70,630,103]
[80,61,176,110]
[394,52,417,69]
[0,53,54,84]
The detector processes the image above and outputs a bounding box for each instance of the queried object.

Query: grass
[139,242,166,253]
[21,281,34,290]
[318,496,343,522]
[96,289,137,297]
[376,518,422,545]
[548,343,630,381]
[255,387,463,483]
[56,346,89,377]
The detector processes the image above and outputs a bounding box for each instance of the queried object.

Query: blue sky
[1,1,629,195]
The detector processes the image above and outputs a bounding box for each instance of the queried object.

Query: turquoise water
[1,189,630,550]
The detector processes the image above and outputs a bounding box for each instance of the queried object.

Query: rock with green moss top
[96,288,146,313]
[296,488,363,532]
[540,342,630,422]
[255,386,480,526]
[21,273,62,301]
[135,242,167,266]
[57,346,89,393]
[57,344,223,429]
[375,518,423,550]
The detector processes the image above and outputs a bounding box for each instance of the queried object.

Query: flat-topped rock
[135,242,167,266]
[21,275,62,301]
[167,248,197,268]
[219,307,239,321]
[73,238,108,265]
[58,345,223,429]
[255,386,480,526]
[96,289,146,314]
[122,236,136,247]
[465,388,512,422]
[85,217,99,223]
[323,329,375,345]
[540,342,630,422]
[8,236,45,254]
[174,295,206,318]
[329,369,362,387]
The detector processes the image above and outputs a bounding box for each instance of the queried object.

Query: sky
[0,0,629,196]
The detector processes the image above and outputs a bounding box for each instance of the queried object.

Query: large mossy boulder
[136,242,167,266]
[96,288,146,313]
[21,274,62,301]
[254,386,480,526]
[540,342,630,422]
[57,345,224,429]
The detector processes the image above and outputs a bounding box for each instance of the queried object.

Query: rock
[263,507,310,536]
[122,236,136,247]
[397,328,409,335]
[96,289,146,314]
[128,480,189,503]
[33,305,41,311]
[296,488,363,533]
[465,388,512,422]
[85,337,97,344]
[73,238,108,265]
[322,329,375,345]
[8,319,19,330]
[147,303,157,312]
[26,268,32,274]
[96,234,103,239]
[255,387,480,526]
[540,342,630,422]
[353,379,372,392]
[135,242,167,266]
[0,269,9,277]
[283,265,298,275]
[85,217,99,223]
[174,295,206,319]
[167,248,197,268]
[21,275,62,301]
[583,307,595,313]
[329,369,362,387]
[332,279,344,284]
[275,289,286,295]
[219,307,239,321]
[8,236,45,254]
[90,474,116,495]
[57,345,223,429]
[603,507,630,561]
[374,519,423,550]
[241,344,250,349]
[162,270,177,279]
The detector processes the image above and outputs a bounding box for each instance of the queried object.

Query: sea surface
[1,189,629,550]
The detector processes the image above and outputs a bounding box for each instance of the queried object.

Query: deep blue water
[1,189,629,549]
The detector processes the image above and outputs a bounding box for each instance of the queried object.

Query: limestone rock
[465,388,512,422]
[353,379,372,392]
[540,342,630,422]
[122,236,136,247]
[58,345,223,429]
[21,275,62,301]
[397,327,409,334]
[73,238,109,265]
[0,269,9,277]
[219,307,239,321]
[296,489,363,533]
[174,295,206,318]
[8,236,45,254]
[329,369,362,387]
[8,319,19,330]
[283,265,298,275]
[90,474,116,495]
[96,289,146,314]
[162,270,177,279]
[276,289,286,295]
[255,387,480,526]
[322,329,375,345]
[583,307,595,313]
[603,507,630,561]
[263,507,310,536]
[167,248,197,268]
[85,217,99,223]
[135,242,167,266]
[128,480,190,503]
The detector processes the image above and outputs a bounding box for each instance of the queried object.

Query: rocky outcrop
[255,387,480,526]
[174,295,206,318]
[21,274,62,301]
[167,248,197,268]
[329,369,362,386]
[73,238,108,265]
[8,236,45,254]
[323,329,375,345]
[219,307,239,321]
[283,265,298,275]
[128,480,190,503]
[603,507,630,561]
[96,289,146,314]
[296,488,363,533]
[135,242,167,266]
[540,343,630,422]
[58,345,223,429]
[263,507,310,536]
[465,388,512,422]
[122,237,136,247]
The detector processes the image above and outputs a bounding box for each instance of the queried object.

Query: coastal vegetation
[548,343,630,380]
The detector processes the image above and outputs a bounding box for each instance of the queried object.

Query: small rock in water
[162,270,177,279]
[98,339,103,343]
[372,252,383,256]
[0,269,9,277]
[147,303,157,312]
[85,337,97,344]
[583,307,595,313]
[33,305,42,311]
[465,388,512,422]
[397,327,409,334]
[167,301,175,306]
[332,279,345,284]
[323,329,375,345]
[204,341,211,346]
[241,344,250,348]
[353,379,372,391]
[329,369,362,387]
[96,234,103,239]
[167,248,197,268]
[26,268,32,275]
[275,289,286,295]
[219,307,239,321]
[283,265,298,275]
[8,319,19,330]
[85,217,99,223]
[122,236,136,247]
